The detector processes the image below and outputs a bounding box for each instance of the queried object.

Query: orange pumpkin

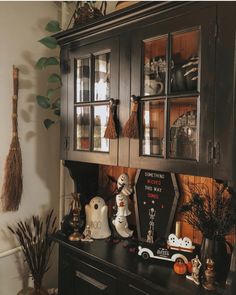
[173,259,187,275]
[187,261,193,273]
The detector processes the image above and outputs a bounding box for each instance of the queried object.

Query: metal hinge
[208,141,220,164]
[214,142,220,164]
[64,136,70,151]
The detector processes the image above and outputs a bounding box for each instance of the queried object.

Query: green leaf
[45,20,61,33]
[35,57,48,69]
[52,98,60,109]
[44,119,55,129]
[39,36,58,49]
[36,95,50,109]
[54,109,60,116]
[47,89,54,98]
[48,73,61,83]
[44,57,59,67]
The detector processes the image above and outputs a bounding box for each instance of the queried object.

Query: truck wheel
[142,252,150,260]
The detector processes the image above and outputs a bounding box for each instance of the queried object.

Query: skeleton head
[117,173,129,189]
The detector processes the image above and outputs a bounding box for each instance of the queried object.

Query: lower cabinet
[126,284,150,295]
[58,246,160,295]
[59,249,117,295]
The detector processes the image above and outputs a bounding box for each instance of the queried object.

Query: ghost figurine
[116,173,133,217]
[84,196,111,239]
[113,173,133,238]
[112,216,133,238]
[168,234,181,248]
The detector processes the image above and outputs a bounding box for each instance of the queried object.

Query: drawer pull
[76,270,108,290]
[128,284,149,294]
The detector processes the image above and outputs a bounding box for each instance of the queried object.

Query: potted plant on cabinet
[179,182,236,282]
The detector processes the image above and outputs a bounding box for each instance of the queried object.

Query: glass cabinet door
[74,52,111,153]
[130,6,216,175]
[67,38,119,165]
[141,28,200,160]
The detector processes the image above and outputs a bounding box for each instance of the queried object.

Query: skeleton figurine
[81,225,93,242]
[146,230,154,244]
[203,259,216,291]
[146,208,156,244]
[186,255,202,285]
[113,173,133,238]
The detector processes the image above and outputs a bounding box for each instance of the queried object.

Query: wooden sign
[134,170,179,242]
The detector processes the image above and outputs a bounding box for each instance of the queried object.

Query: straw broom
[1,66,23,211]
[123,95,139,139]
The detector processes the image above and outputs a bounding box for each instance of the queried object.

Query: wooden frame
[134,169,180,242]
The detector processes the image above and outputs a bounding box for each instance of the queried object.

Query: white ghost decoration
[116,194,131,217]
[181,237,194,249]
[117,173,133,196]
[168,233,181,247]
[84,196,111,239]
[112,216,133,238]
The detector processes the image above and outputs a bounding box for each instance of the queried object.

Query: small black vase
[201,237,232,283]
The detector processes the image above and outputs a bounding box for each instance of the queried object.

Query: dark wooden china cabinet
[58,1,236,183]
[54,2,236,295]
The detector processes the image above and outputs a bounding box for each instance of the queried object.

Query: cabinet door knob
[130,95,140,102]
[109,98,119,106]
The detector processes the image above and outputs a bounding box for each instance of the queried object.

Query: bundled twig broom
[123,95,140,138]
[1,65,23,211]
[8,210,57,292]
[104,98,118,139]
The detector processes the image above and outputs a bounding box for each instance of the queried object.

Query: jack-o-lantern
[173,259,187,275]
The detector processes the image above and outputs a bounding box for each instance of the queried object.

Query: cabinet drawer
[128,284,150,295]
[67,253,117,295]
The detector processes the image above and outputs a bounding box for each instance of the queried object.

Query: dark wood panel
[213,4,236,182]
[60,46,69,160]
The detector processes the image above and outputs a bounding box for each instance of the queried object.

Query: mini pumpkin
[187,261,193,273]
[173,259,187,275]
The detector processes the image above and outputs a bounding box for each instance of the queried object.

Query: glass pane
[143,36,167,96]
[171,30,200,93]
[142,100,165,156]
[76,106,90,150]
[94,53,110,101]
[169,97,198,160]
[76,58,90,102]
[93,105,109,152]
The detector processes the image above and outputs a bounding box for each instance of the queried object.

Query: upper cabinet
[65,38,119,165]
[57,2,236,183]
[129,6,216,177]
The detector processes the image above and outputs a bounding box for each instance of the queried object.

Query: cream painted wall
[0,1,60,294]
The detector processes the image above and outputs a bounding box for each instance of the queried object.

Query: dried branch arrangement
[8,210,57,291]
[179,183,236,239]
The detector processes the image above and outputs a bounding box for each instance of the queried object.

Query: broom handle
[12,65,19,136]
